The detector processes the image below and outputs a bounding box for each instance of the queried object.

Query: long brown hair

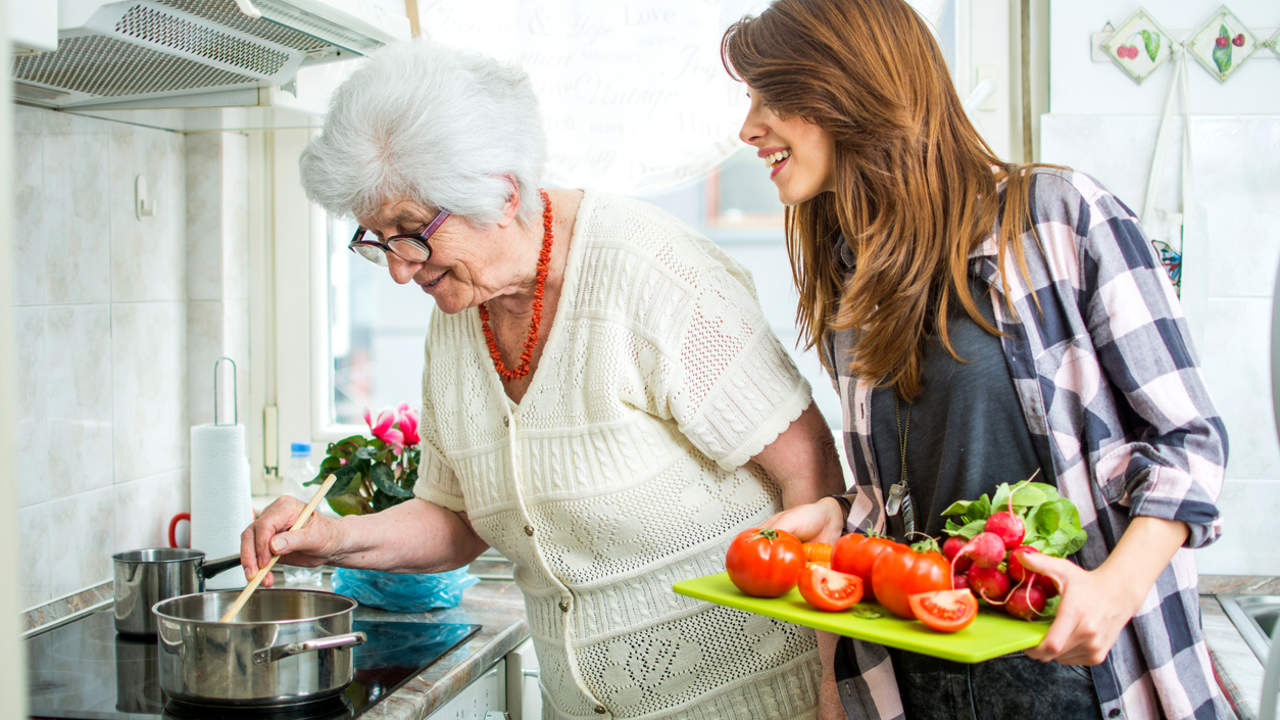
[722,0,1043,400]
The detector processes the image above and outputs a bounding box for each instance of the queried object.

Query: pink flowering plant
[307,403,421,516]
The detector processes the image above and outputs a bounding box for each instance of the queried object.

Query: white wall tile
[112,302,187,483]
[1197,478,1280,576]
[11,108,48,307]
[112,470,190,555]
[18,505,53,610]
[1201,297,1279,480]
[1188,118,1280,300]
[222,132,250,303]
[46,487,116,600]
[42,118,111,305]
[14,305,114,506]
[186,135,223,302]
[109,123,186,302]
[188,300,224,426]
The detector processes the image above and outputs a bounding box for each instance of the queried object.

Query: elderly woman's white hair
[299,39,546,226]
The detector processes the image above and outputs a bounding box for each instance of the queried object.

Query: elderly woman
[242,39,843,719]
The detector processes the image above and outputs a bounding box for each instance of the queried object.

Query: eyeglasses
[348,209,451,267]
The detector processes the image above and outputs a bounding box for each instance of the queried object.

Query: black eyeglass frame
[348,209,451,266]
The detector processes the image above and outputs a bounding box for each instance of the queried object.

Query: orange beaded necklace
[478,189,553,382]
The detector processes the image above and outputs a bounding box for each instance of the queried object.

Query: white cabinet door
[428,658,507,720]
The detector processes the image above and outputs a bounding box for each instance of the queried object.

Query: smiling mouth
[766,149,791,178]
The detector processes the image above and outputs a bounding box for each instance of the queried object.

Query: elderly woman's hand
[240,496,345,588]
[763,496,847,546]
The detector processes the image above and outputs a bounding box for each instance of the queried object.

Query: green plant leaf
[328,464,361,496]
[370,463,414,499]
[326,492,369,516]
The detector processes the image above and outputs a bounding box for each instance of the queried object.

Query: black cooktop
[26,609,481,719]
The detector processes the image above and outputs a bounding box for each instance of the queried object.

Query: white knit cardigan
[415,192,820,719]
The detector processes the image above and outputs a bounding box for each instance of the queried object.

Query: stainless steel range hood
[12,0,409,112]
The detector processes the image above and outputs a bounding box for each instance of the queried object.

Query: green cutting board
[673,572,1049,663]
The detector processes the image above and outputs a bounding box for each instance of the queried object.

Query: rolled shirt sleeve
[1076,179,1226,547]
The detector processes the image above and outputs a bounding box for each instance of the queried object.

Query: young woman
[722,1,1228,719]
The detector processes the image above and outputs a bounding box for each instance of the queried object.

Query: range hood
[12,0,409,111]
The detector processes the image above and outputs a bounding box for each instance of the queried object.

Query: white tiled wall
[13,106,250,610]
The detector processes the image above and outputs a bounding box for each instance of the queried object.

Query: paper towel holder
[213,356,237,426]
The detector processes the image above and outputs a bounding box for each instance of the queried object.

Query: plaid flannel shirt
[826,168,1228,720]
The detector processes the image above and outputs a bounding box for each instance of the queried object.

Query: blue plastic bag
[331,566,478,612]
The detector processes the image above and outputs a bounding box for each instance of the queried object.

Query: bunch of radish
[939,476,1087,621]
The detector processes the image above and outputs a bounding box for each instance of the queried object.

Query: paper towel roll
[190,423,254,590]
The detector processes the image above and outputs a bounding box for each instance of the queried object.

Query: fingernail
[271,537,287,553]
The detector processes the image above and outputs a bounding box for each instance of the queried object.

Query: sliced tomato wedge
[908,589,979,632]
[797,564,864,612]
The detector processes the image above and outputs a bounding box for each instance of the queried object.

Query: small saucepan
[153,588,366,707]
[111,548,242,637]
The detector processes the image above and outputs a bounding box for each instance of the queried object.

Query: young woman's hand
[763,496,847,546]
[1014,552,1132,665]
[1020,516,1188,666]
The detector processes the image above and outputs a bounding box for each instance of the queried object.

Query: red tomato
[725,528,805,598]
[870,544,951,619]
[908,589,979,632]
[797,565,864,611]
[830,533,902,601]
[802,542,833,566]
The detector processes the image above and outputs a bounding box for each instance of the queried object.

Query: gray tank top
[871,276,1044,540]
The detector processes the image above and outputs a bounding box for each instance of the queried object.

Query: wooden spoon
[218,473,338,623]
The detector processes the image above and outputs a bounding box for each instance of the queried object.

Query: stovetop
[26,609,481,719]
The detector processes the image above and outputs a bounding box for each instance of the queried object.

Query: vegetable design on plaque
[1189,8,1257,83]
[1103,10,1172,84]
[1212,24,1233,73]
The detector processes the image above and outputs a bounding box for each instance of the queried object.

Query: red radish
[1004,582,1048,620]
[952,571,970,591]
[967,566,1011,603]
[953,531,1004,570]
[1007,546,1059,597]
[984,511,1026,550]
[942,536,972,572]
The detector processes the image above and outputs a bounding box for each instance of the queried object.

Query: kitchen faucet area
[4,1,1280,719]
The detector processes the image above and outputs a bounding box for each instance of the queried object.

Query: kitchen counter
[23,565,1271,718]
[1200,575,1280,720]
[336,555,526,719]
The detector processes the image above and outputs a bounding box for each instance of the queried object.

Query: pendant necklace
[886,394,917,534]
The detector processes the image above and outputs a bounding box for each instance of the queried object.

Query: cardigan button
[502,416,510,427]
[559,600,570,612]
[594,705,606,714]
[523,525,534,536]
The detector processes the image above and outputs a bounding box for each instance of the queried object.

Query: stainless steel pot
[112,548,242,636]
[153,589,366,707]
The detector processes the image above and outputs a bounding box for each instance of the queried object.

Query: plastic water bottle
[281,442,325,587]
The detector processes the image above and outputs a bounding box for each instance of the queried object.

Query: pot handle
[253,631,366,665]
[198,554,244,581]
